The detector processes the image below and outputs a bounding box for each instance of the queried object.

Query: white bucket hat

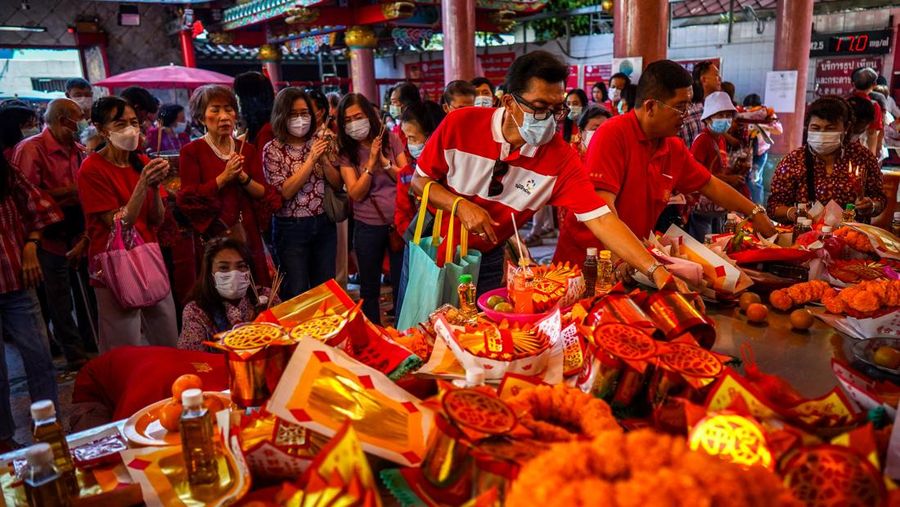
[701,91,737,120]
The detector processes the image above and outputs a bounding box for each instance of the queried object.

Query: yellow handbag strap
[446,197,468,261]
[413,181,442,246]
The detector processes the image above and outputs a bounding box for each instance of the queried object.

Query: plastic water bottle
[31,401,78,496]
[583,248,598,297]
[511,258,535,314]
[723,213,740,234]
[597,250,614,294]
[842,203,856,224]
[457,274,477,323]
[180,389,219,487]
[24,443,71,507]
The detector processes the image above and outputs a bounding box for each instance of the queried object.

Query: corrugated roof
[671,0,846,19]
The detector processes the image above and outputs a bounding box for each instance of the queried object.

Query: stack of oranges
[158,374,226,432]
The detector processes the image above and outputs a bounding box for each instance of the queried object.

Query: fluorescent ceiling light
[0,25,47,32]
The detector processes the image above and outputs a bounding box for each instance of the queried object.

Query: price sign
[810,29,893,57]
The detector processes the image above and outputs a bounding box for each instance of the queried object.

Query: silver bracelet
[646,261,664,278]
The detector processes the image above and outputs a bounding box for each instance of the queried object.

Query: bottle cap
[25,443,54,467]
[465,367,485,387]
[182,388,203,407]
[599,250,612,259]
[459,274,473,284]
[727,213,739,220]
[586,247,598,256]
[822,225,833,233]
[893,212,900,220]
[846,203,855,211]
[798,202,808,209]
[30,400,55,421]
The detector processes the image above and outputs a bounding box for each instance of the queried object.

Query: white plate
[123,391,231,447]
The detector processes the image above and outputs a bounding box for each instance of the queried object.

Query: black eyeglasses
[512,94,568,122]
[488,159,509,197]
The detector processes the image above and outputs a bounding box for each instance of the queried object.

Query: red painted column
[180,30,196,68]
[346,26,379,103]
[770,0,814,155]
[442,0,476,83]
[613,0,667,67]
[263,61,282,90]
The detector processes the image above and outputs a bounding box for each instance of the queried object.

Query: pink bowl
[476,288,555,325]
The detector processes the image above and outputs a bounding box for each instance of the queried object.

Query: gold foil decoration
[688,414,774,470]
[380,1,415,19]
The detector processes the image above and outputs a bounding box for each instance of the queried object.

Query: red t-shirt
[690,129,728,176]
[416,107,608,256]
[394,163,417,235]
[853,91,884,131]
[588,111,711,239]
[77,153,158,261]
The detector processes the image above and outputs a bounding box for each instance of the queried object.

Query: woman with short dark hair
[768,96,885,223]
[263,87,342,298]
[177,85,280,293]
[146,103,190,154]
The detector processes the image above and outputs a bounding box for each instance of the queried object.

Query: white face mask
[288,116,311,138]
[567,105,583,121]
[72,96,93,112]
[214,270,251,300]
[389,105,402,119]
[609,87,621,102]
[582,129,595,147]
[108,125,141,152]
[20,126,40,138]
[511,101,556,147]
[474,96,493,108]
[174,121,188,134]
[807,131,843,156]
[346,119,371,141]
[407,142,425,159]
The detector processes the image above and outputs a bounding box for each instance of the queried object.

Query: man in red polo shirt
[554,60,777,266]
[412,51,677,295]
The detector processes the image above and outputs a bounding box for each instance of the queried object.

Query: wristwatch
[645,261,664,278]
[748,204,766,219]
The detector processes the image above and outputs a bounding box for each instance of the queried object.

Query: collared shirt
[589,111,712,239]
[767,142,885,216]
[263,139,325,218]
[691,128,729,213]
[178,287,277,351]
[678,102,705,146]
[853,90,884,131]
[0,165,63,294]
[12,128,84,191]
[416,106,609,254]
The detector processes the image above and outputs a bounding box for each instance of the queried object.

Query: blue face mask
[710,118,732,134]
[511,100,556,147]
[407,142,425,159]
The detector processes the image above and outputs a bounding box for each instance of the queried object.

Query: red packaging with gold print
[638,290,716,348]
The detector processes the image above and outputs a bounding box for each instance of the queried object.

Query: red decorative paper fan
[442,389,517,435]
[593,323,657,361]
[658,342,723,378]
[781,445,886,507]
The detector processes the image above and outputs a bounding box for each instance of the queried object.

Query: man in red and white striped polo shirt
[413,50,677,295]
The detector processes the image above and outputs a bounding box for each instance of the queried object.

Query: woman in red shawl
[175,85,280,298]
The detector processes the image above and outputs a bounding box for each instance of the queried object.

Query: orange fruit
[172,374,203,402]
[746,303,768,323]
[158,401,182,432]
[790,309,814,330]
[738,292,761,312]
[203,395,225,415]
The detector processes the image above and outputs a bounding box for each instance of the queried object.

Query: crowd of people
[0,50,894,450]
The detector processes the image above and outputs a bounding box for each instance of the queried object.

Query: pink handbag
[94,218,171,309]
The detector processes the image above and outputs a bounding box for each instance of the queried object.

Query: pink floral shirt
[262,139,325,218]
[177,287,277,351]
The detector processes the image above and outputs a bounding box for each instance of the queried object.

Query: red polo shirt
[853,90,883,131]
[583,110,710,234]
[416,107,609,255]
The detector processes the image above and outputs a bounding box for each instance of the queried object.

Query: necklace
[204,132,234,161]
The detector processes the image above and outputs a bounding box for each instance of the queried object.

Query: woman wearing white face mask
[76,97,177,352]
[573,105,612,158]
[337,93,408,324]
[263,88,343,299]
[561,88,588,145]
[768,96,886,224]
[178,238,278,351]
[146,103,191,155]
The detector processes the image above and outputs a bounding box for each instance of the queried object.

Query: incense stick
[156,126,164,155]
[268,269,284,310]
[511,212,527,263]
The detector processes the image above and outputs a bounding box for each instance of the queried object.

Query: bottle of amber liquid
[31,400,78,497]
[457,274,477,323]
[596,250,615,294]
[180,389,219,487]
[24,443,71,507]
[511,258,535,314]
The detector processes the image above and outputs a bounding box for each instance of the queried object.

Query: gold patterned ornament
[381,2,415,20]
[257,43,282,62]
[688,414,774,470]
[345,25,378,49]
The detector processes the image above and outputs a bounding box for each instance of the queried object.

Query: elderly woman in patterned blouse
[767,96,886,224]
[263,87,343,300]
[178,238,277,351]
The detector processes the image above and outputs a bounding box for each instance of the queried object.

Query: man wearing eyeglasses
[555,59,777,267]
[412,50,682,295]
